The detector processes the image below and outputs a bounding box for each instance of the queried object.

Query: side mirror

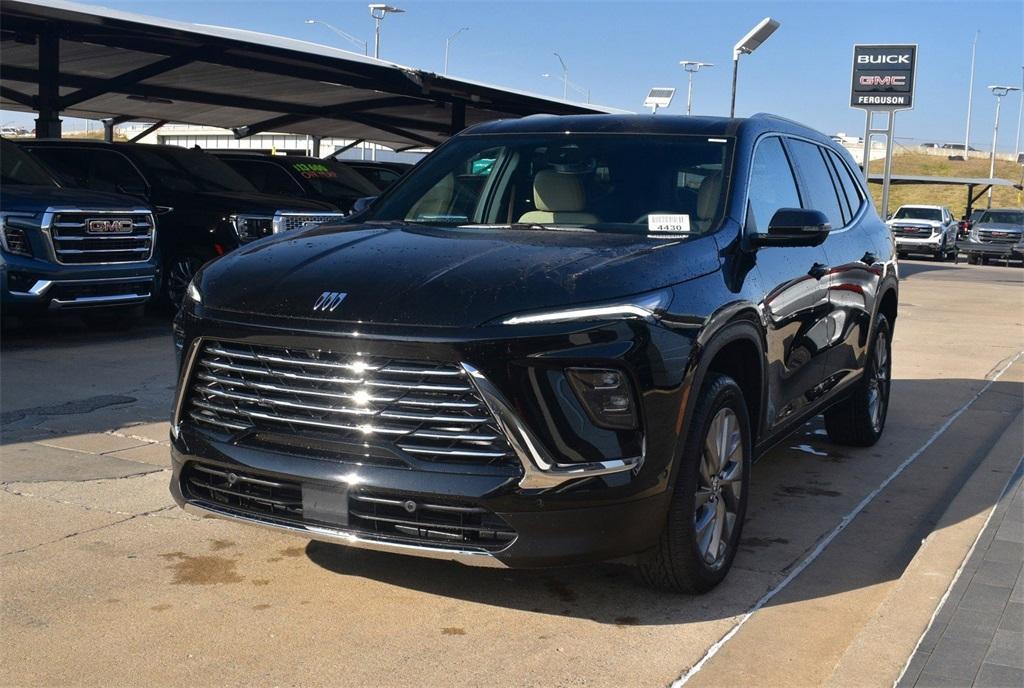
[350,196,377,215]
[752,208,831,248]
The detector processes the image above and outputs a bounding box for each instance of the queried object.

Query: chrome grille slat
[183,341,515,466]
[49,210,155,265]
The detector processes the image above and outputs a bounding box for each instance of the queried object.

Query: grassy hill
[867,152,1023,218]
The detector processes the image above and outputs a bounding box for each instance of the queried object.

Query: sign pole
[881,112,897,217]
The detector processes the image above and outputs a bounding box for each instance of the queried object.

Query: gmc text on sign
[850,44,917,110]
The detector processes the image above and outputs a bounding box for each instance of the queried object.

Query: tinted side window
[87,150,148,195]
[787,139,844,228]
[747,137,802,233]
[26,147,90,188]
[825,149,864,221]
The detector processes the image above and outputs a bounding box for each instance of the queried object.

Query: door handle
[860,251,877,265]
[808,263,830,280]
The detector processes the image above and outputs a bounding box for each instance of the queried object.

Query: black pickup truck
[21,140,346,308]
[1,139,157,323]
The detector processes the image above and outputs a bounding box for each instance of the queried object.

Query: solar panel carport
[867,174,1023,218]
[0,0,622,151]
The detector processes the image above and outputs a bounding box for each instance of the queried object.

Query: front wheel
[824,313,892,447]
[162,254,206,311]
[635,373,752,593]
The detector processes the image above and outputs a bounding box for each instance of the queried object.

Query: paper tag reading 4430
[647,214,691,234]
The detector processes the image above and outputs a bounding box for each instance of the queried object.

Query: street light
[730,17,779,117]
[368,4,404,59]
[987,84,1021,207]
[444,27,469,75]
[541,73,590,103]
[962,30,979,159]
[303,19,368,55]
[679,60,713,115]
[553,52,569,100]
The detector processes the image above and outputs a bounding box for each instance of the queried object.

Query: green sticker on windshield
[293,163,337,179]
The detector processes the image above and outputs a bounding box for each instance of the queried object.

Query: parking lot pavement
[1,260,1021,687]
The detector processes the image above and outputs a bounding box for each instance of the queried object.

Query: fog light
[566,367,638,430]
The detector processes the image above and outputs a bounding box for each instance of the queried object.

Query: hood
[888,219,940,227]
[198,222,721,328]
[154,190,339,214]
[975,222,1023,232]
[1,184,151,214]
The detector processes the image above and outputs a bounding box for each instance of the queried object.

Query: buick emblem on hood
[313,291,347,312]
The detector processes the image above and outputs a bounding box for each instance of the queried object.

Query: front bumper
[168,308,694,567]
[893,235,943,253]
[1,254,156,313]
[958,240,1023,257]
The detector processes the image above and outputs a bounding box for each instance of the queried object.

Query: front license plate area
[302,484,349,527]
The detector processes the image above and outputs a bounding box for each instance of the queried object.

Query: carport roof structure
[867,173,1023,217]
[0,0,624,150]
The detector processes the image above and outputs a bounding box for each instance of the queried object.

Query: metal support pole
[374,17,381,59]
[311,135,322,157]
[686,72,694,116]
[102,119,115,142]
[881,112,897,218]
[449,101,466,136]
[729,57,739,117]
[988,95,1003,208]
[861,111,873,176]
[35,32,61,138]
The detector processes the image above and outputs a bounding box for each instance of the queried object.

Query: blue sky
[5,0,1023,151]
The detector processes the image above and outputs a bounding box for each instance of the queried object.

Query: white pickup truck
[887,204,958,260]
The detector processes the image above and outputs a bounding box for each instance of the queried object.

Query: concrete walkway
[900,462,1024,688]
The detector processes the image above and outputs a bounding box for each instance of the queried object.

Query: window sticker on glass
[648,214,691,234]
[292,163,338,179]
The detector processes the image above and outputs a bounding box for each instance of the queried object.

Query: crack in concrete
[1,504,176,557]
[1,395,137,425]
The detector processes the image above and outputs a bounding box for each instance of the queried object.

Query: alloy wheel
[866,330,891,433]
[694,407,744,568]
[166,256,201,308]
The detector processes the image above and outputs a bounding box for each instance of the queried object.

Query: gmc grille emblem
[86,218,134,234]
[312,291,347,312]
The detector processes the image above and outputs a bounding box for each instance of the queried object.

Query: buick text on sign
[850,44,917,110]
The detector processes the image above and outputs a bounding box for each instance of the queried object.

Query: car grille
[181,463,516,551]
[890,224,932,238]
[977,229,1021,245]
[276,213,347,232]
[49,279,151,301]
[183,340,515,467]
[49,211,155,264]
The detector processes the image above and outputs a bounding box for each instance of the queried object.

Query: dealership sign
[850,44,917,110]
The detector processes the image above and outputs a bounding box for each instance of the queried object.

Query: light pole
[986,85,1020,207]
[444,27,469,75]
[679,60,713,115]
[303,19,368,55]
[368,4,404,59]
[553,52,569,100]
[1015,66,1023,160]
[730,17,779,117]
[962,30,979,158]
[541,73,590,103]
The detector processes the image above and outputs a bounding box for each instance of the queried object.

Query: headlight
[0,214,35,257]
[185,275,201,304]
[500,290,670,326]
[566,367,639,430]
[970,228,979,241]
[230,214,275,243]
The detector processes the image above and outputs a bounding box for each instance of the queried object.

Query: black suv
[170,114,898,592]
[20,140,345,307]
[210,153,381,213]
[1,139,157,322]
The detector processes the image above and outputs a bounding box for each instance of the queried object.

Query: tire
[824,313,892,447]
[967,254,980,265]
[635,373,752,593]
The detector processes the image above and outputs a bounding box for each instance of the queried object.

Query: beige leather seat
[518,170,599,225]
[693,173,722,232]
[406,173,455,220]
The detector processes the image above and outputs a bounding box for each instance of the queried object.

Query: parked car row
[885,204,1023,265]
[1,139,413,322]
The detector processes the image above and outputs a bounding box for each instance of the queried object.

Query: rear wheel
[824,314,892,447]
[636,373,751,593]
[162,253,205,311]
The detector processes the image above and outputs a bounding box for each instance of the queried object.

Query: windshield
[979,210,1024,226]
[893,207,942,221]
[1,139,58,187]
[290,159,381,202]
[368,134,733,236]
[129,147,257,193]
